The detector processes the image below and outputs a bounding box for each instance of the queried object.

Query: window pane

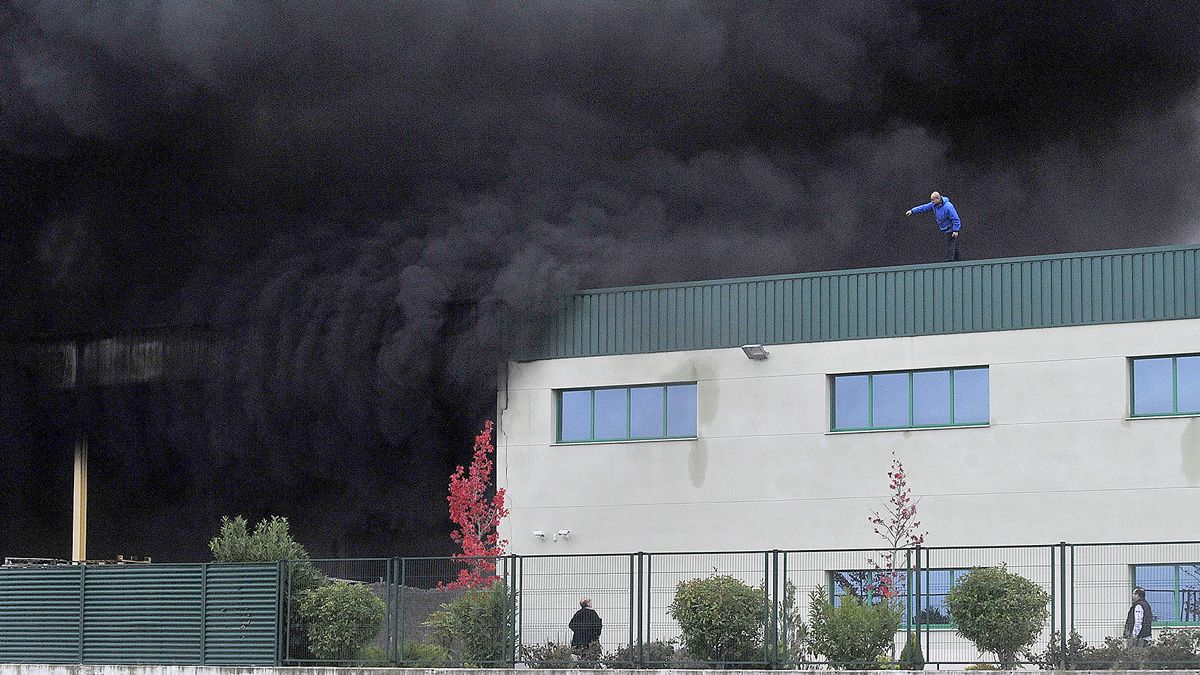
[593,388,628,439]
[666,384,697,437]
[1133,357,1175,415]
[833,375,869,429]
[953,368,990,424]
[1180,564,1200,623]
[1135,565,1178,623]
[560,390,592,441]
[630,386,666,438]
[1178,356,1200,414]
[872,373,909,427]
[913,370,952,426]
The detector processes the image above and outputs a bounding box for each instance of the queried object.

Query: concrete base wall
[0,667,1172,675]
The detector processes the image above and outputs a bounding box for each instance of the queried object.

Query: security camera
[554,529,571,541]
[532,531,546,540]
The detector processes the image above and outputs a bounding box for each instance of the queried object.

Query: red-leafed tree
[867,453,927,602]
[445,420,509,588]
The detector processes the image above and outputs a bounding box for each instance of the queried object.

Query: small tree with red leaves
[867,453,927,603]
[445,420,509,589]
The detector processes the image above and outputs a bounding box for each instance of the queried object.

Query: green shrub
[805,585,901,669]
[945,566,1049,669]
[521,641,602,668]
[965,664,999,670]
[603,640,691,668]
[1029,630,1200,670]
[424,581,511,666]
[298,581,387,662]
[668,575,765,664]
[401,642,449,667]
[209,515,325,591]
[899,633,925,669]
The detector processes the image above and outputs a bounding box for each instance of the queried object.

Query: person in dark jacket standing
[906,191,963,261]
[569,597,603,648]
[1125,587,1153,647]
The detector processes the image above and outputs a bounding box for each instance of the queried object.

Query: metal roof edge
[573,241,1200,296]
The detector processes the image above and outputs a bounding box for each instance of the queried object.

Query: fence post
[913,545,922,665]
[275,560,285,666]
[905,548,913,662]
[511,554,520,668]
[77,563,86,664]
[636,552,645,667]
[199,562,208,665]
[1059,542,1069,669]
[628,553,635,667]
[773,550,781,668]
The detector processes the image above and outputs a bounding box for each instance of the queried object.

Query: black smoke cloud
[1,1,1198,559]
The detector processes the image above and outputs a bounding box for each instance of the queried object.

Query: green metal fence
[0,562,280,665]
[286,542,1200,669]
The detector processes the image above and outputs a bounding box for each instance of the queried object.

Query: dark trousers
[944,231,961,261]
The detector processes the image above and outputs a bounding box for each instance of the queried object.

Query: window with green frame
[831,367,989,431]
[1130,355,1200,417]
[1133,564,1200,625]
[557,383,697,443]
[829,568,970,628]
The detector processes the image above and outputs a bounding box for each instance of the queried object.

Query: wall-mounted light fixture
[533,531,546,540]
[741,344,769,360]
[554,529,571,541]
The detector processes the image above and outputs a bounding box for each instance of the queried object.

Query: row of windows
[833,563,1200,628]
[555,353,1199,442]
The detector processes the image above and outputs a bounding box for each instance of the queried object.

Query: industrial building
[496,243,1200,659]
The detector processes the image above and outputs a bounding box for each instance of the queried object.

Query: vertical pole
[1069,544,1076,648]
[398,558,407,665]
[512,554,520,667]
[71,433,88,563]
[636,552,644,667]
[628,554,635,666]
[275,560,285,666]
[1059,542,1068,669]
[762,551,771,667]
[1049,545,1056,650]
[771,550,780,668]
[905,549,913,660]
[915,546,926,665]
[645,553,653,664]
[77,563,86,664]
[284,561,292,665]
[200,563,209,665]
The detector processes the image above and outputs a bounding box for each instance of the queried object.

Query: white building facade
[496,244,1200,661]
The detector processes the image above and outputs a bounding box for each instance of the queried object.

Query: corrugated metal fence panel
[203,564,281,665]
[0,566,82,663]
[523,244,1200,360]
[0,563,279,666]
[82,565,205,664]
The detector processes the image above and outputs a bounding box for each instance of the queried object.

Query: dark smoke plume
[1,1,1198,559]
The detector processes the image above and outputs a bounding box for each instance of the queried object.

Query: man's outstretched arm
[906,202,933,217]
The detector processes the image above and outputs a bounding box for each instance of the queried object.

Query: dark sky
[1,1,1198,561]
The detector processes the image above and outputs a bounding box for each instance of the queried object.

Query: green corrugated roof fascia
[519,243,1200,360]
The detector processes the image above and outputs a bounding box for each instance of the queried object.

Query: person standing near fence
[569,597,603,648]
[1125,587,1153,647]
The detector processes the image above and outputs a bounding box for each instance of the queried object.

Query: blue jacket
[911,197,961,233]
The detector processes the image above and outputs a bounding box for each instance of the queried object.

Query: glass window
[666,384,698,437]
[834,375,870,429]
[630,386,665,438]
[953,368,990,424]
[1134,563,1200,625]
[913,370,952,426]
[1133,357,1175,415]
[559,390,591,442]
[1178,356,1200,414]
[830,568,969,628]
[872,373,909,427]
[557,383,697,442]
[832,367,989,431]
[593,388,628,439]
